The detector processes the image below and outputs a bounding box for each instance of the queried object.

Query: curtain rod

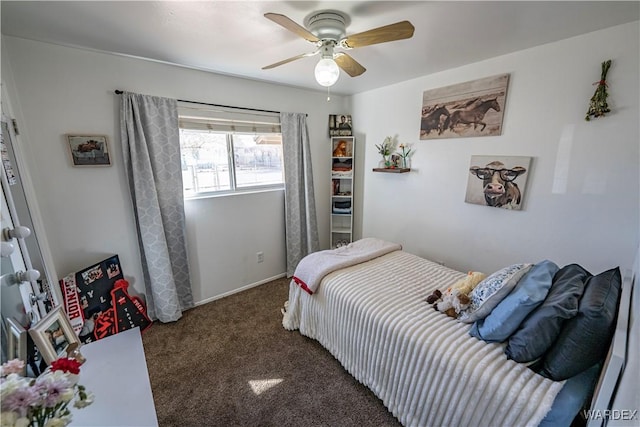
[114,90,282,115]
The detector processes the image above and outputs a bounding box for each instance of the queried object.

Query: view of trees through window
[180,129,283,197]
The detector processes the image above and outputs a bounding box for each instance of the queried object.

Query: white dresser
[70,327,158,427]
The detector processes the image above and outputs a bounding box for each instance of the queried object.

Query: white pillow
[458,263,533,323]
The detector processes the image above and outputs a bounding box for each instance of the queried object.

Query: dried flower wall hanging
[585,59,612,121]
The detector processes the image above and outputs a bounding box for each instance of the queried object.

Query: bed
[282,239,630,427]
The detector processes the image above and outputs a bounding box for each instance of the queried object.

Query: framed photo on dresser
[29,306,80,365]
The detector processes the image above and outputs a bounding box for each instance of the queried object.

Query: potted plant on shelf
[398,143,413,169]
[375,136,394,168]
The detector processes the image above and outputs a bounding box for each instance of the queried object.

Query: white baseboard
[193,273,288,307]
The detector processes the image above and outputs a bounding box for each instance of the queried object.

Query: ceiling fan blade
[341,21,415,49]
[334,53,366,77]
[264,13,319,43]
[262,51,319,70]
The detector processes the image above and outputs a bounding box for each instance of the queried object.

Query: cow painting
[465,157,531,210]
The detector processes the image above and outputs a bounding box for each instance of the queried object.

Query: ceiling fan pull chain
[327,86,331,102]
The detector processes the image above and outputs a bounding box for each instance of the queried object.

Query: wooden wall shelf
[372,168,411,173]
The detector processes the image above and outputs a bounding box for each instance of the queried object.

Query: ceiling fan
[262,10,415,87]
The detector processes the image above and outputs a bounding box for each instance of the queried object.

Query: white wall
[351,22,639,276]
[184,190,286,304]
[2,22,638,305]
[1,36,346,304]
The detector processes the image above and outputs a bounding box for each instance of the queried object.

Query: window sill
[184,186,284,201]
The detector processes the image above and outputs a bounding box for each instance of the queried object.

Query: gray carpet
[141,277,402,427]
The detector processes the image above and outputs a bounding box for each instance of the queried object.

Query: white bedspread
[292,237,402,294]
[283,250,563,427]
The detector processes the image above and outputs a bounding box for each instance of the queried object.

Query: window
[178,103,284,197]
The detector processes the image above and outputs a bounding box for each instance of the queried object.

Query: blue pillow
[538,363,601,427]
[505,264,590,363]
[470,260,558,342]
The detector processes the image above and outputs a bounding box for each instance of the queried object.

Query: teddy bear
[332,140,349,157]
[425,271,486,318]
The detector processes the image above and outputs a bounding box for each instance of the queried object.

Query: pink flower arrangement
[0,358,93,427]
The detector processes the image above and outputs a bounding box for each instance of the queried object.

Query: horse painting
[420,74,509,139]
[420,105,450,136]
[446,98,501,132]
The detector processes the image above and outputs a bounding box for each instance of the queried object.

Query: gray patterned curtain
[119,92,194,322]
[280,112,319,276]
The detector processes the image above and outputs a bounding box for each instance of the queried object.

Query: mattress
[283,250,564,427]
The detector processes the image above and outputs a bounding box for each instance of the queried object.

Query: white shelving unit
[330,136,355,248]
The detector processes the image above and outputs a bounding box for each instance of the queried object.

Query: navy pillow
[541,267,621,381]
[470,260,558,343]
[505,264,590,363]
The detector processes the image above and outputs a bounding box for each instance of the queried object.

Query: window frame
[180,128,284,199]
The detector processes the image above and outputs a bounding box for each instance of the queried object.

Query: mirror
[1,115,60,372]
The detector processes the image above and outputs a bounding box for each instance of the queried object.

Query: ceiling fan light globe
[315,58,340,87]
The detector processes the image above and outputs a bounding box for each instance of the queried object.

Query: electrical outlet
[256,252,264,263]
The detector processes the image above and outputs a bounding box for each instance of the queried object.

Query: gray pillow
[541,267,621,380]
[505,264,590,363]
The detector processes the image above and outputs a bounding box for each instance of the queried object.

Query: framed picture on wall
[66,134,111,166]
[329,114,352,137]
[29,306,80,365]
[420,74,509,140]
[465,155,531,210]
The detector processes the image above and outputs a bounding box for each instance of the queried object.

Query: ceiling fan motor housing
[304,10,348,41]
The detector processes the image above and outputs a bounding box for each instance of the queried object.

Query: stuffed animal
[425,271,486,318]
[332,140,349,157]
[436,288,471,318]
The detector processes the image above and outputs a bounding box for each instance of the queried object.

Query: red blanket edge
[293,276,314,295]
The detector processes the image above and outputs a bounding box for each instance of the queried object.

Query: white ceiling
[2,1,638,96]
